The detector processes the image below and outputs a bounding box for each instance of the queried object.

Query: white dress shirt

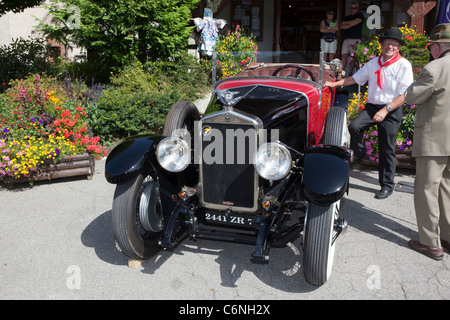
[352,55,414,105]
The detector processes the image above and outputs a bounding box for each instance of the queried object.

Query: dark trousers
[348,103,403,191]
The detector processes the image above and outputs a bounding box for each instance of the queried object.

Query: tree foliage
[0,37,52,93]
[38,0,201,67]
[0,0,43,16]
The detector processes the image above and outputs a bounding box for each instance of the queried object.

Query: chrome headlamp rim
[254,142,292,180]
[156,136,190,172]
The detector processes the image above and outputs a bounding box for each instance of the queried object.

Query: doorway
[277,0,343,62]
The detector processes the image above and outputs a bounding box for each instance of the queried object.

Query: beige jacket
[405,52,450,157]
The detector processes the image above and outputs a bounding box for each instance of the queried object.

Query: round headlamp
[156,137,190,172]
[254,143,292,180]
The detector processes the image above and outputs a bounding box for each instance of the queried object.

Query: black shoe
[375,188,393,199]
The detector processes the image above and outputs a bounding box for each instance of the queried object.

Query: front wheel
[303,201,339,286]
[322,106,348,147]
[112,169,163,259]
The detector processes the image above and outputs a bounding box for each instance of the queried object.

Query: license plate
[204,212,253,226]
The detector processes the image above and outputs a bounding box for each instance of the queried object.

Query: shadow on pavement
[340,197,417,249]
[81,210,129,266]
[82,210,318,293]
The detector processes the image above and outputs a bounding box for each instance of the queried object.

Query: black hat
[379,28,405,46]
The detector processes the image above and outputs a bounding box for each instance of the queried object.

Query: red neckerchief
[374,52,402,90]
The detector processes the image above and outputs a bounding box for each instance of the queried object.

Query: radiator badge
[224,113,231,122]
[222,201,234,206]
[202,126,212,137]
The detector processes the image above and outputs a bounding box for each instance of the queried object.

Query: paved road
[0,159,449,300]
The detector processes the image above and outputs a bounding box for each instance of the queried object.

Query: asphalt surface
[1,159,449,300]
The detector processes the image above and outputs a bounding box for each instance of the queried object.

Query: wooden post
[396,0,436,32]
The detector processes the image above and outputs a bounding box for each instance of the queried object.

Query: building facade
[0,2,84,61]
[198,0,440,55]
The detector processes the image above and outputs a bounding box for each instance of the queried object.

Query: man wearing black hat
[324,28,414,199]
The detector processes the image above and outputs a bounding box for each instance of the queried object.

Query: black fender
[302,145,351,205]
[105,134,162,184]
[105,134,199,197]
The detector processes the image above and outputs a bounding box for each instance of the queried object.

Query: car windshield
[213,50,337,86]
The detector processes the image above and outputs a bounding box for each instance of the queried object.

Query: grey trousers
[414,156,450,247]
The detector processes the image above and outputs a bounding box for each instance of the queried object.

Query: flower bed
[0,75,106,184]
[2,153,95,188]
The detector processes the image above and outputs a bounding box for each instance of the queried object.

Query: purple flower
[3,127,9,133]
[55,148,60,155]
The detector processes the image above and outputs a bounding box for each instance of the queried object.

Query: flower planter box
[361,148,416,170]
[3,153,95,188]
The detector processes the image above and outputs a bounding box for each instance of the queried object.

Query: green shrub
[93,89,182,141]
[93,55,212,142]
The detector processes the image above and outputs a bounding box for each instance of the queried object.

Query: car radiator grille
[200,121,258,211]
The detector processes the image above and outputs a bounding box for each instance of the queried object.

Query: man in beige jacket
[405,23,450,260]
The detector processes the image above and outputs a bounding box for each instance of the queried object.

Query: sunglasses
[383,42,400,48]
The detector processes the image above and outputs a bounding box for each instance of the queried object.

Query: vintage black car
[105,53,352,286]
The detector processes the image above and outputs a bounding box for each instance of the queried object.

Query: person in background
[319,9,339,62]
[340,1,364,75]
[404,23,450,260]
[323,28,413,200]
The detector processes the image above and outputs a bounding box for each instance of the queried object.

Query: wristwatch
[386,104,392,112]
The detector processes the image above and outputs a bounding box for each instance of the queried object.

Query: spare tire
[163,100,200,138]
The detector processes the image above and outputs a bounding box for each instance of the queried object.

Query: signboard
[438,0,450,23]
